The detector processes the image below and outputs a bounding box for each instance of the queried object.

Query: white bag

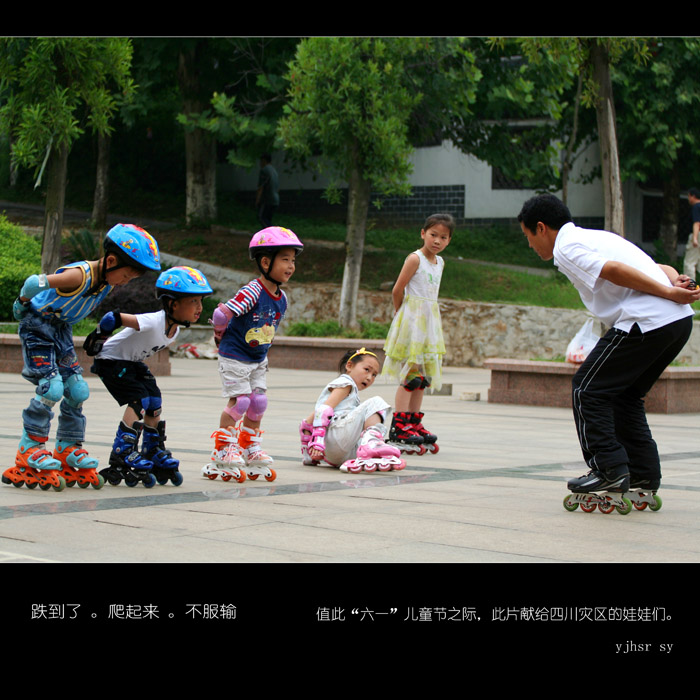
[565,318,599,364]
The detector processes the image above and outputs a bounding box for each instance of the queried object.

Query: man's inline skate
[237,423,276,481]
[2,431,66,491]
[54,440,104,489]
[99,421,156,488]
[202,426,247,483]
[624,477,663,511]
[387,411,426,455]
[563,466,634,515]
[141,421,183,486]
[340,426,406,473]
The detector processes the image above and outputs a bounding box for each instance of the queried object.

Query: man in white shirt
[518,193,700,495]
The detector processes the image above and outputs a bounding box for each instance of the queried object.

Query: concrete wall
[164,252,700,368]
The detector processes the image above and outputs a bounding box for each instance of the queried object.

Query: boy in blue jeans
[2,224,161,491]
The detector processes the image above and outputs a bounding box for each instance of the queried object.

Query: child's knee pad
[247,390,267,421]
[35,375,64,408]
[63,374,90,408]
[224,394,251,422]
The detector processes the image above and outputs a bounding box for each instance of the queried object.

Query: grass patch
[286,318,391,339]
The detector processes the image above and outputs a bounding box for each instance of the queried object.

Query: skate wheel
[78,480,89,489]
[247,473,259,480]
[264,469,276,482]
[598,500,615,514]
[143,474,156,488]
[649,494,662,511]
[633,501,647,511]
[92,474,105,489]
[363,462,378,472]
[108,476,121,486]
[26,481,37,489]
[615,497,632,515]
[66,480,76,487]
[39,482,51,491]
[563,495,579,512]
[53,476,66,492]
[428,443,439,454]
[580,501,597,513]
[125,474,138,487]
[13,480,24,489]
[417,445,427,456]
[235,471,246,483]
[205,473,218,480]
[220,473,232,482]
[170,472,183,487]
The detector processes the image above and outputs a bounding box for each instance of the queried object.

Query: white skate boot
[340,426,406,473]
[202,427,246,483]
[237,424,276,482]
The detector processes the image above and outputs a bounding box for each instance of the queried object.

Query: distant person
[518,193,699,508]
[256,153,279,227]
[683,187,700,280]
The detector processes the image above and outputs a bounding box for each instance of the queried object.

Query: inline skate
[202,426,246,482]
[141,421,183,486]
[2,431,66,491]
[410,412,439,454]
[340,426,406,473]
[299,419,320,466]
[387,411,426,455]
[54,441,104,489]
[99,421,156,488]
[563,466,632,515]
[238,423,276,481]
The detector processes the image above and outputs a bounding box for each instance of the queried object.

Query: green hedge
[0,215,41,321]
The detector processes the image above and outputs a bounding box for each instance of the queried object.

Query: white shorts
[218,356,268,398]
[324,396,391,465]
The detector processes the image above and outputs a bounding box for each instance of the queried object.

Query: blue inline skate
[141,421,183,486]
[100,421,156,488]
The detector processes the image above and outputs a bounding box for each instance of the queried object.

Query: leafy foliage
[0,215,41,320]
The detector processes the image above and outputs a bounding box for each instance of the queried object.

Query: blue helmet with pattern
[103,223,161,273]
[156,266,213,299]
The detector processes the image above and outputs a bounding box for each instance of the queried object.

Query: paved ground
[2,357,699,564]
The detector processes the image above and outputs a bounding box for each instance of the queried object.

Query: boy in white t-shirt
[518,194,700,500]
[89,266,213,487]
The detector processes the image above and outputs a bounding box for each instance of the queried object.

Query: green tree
[449,39,596,201]
[278,37,479,329]
[613,38,700,262]
[515,38,651,236]
[0,38,134,273]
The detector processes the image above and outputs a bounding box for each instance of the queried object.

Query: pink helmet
[249,226,303,260]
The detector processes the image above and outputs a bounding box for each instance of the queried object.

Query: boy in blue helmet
[90,266,213,487]
[2,223,161,492]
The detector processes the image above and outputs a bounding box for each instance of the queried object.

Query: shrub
[285,318,390,339]
[0,215,41,321]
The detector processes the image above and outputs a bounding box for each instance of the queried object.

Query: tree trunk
[338,164,371,330]
[588,41,625,237]
[561,73,583,207]
[41,142,69,274]
[178,46,217,225]
[659,163,680,263]
[91,131,110,229]
[183,126,217,225]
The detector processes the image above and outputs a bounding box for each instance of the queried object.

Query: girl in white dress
[381,213,454,454]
